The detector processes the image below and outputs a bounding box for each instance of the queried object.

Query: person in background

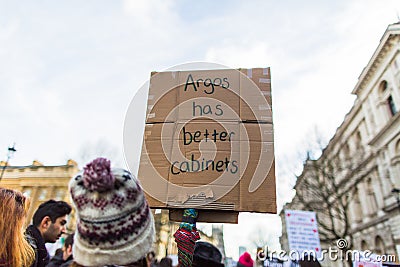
[192,241,225,267]
[237,252,254,267]
[158,257,172,267]
[68,157,155,267]
[146,251,157,267]
[298,255,321,267]
[26,199,72,267]
[46,233,74,267]
[0,188,36,267]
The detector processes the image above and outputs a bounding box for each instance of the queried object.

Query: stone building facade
[280,22,400,266]
[0,159,79,230]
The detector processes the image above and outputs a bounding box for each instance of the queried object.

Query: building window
[379,80,388,93]
[341,143,351,164]
[375,236,385,255]
[23,188,32,198]
[361,240,368,251]
[387,95,397,116]
[353,189,362,223]
[355,131,363,154]
[396,139,400,153]
[367,179,378,213]
[55,189,64,200]
[38,189,48,201]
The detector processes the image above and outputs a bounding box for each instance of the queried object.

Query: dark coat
[26,225,50,267]
[46,254,73,267]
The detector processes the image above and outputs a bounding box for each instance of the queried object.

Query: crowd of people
[0,157,320,267]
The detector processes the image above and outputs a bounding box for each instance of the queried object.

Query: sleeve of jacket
[26,232,39,267]
[46,254,64,267]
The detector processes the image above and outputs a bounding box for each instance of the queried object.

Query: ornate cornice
[352,23,400,95]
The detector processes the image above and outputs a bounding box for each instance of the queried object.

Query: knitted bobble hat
[237,252,254,267]
[69,158,155,267]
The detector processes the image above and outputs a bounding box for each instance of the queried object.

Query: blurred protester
[26,199,72,267]
[158,257,172,267]
[0,188,35,267]
[146,251,157,267]
[237,252,254,267]
[68,157,155,267]
[192,241,225,267]
[46,233,74,267]
[53,248,63,258]
[298,255,321,267]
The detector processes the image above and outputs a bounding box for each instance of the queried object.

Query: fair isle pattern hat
[69,158,155,267]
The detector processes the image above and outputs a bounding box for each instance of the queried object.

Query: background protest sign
[285,210,321,259]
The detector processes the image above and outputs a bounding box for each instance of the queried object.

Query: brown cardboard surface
[174,137,240,154]
[239,141,276,213]
[175,120,239,142]
[147,71,179,123]
[169,209,239,223]
[144,122,175,141]
[177,89,240,121]
[138,68,277,221]
[240,122,274,142]
[177,69,240,121]
[240,159,276,213]
[240,68,271,90]
[166,183,239,210]
[138,152,169,206]
[239,68,272,122]
[168,150,240,186]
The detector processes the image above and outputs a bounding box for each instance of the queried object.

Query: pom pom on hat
[83,157,115,192]
[237,252,254,267]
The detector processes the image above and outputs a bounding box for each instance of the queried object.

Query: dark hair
[193,241,224,267]
[32,199,72,226]
[64,233,74,249]
[159,257,172,267]
[298,254,322,267]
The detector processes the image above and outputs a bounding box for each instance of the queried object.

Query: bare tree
[293,136,364,266]
[76,139,124,168]
[250,224,276,249]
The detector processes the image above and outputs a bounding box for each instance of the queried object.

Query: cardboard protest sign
[137,67,276,223]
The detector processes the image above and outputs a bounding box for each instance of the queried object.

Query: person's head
[32,199,72,243]
[69,157,155,267]
[62,233,74,261]
[146,251,156,263]
[237,252,254,267]
[298,254,322,267]
[0,188,35,266]
[192,241,224,267]
[159,257,172,267]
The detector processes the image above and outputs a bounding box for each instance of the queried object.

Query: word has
[192,101,223,117]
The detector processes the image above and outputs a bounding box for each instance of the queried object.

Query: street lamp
[0,144,17,182]
[392,188,400,211]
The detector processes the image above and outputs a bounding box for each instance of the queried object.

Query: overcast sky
[1,0,399,260]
